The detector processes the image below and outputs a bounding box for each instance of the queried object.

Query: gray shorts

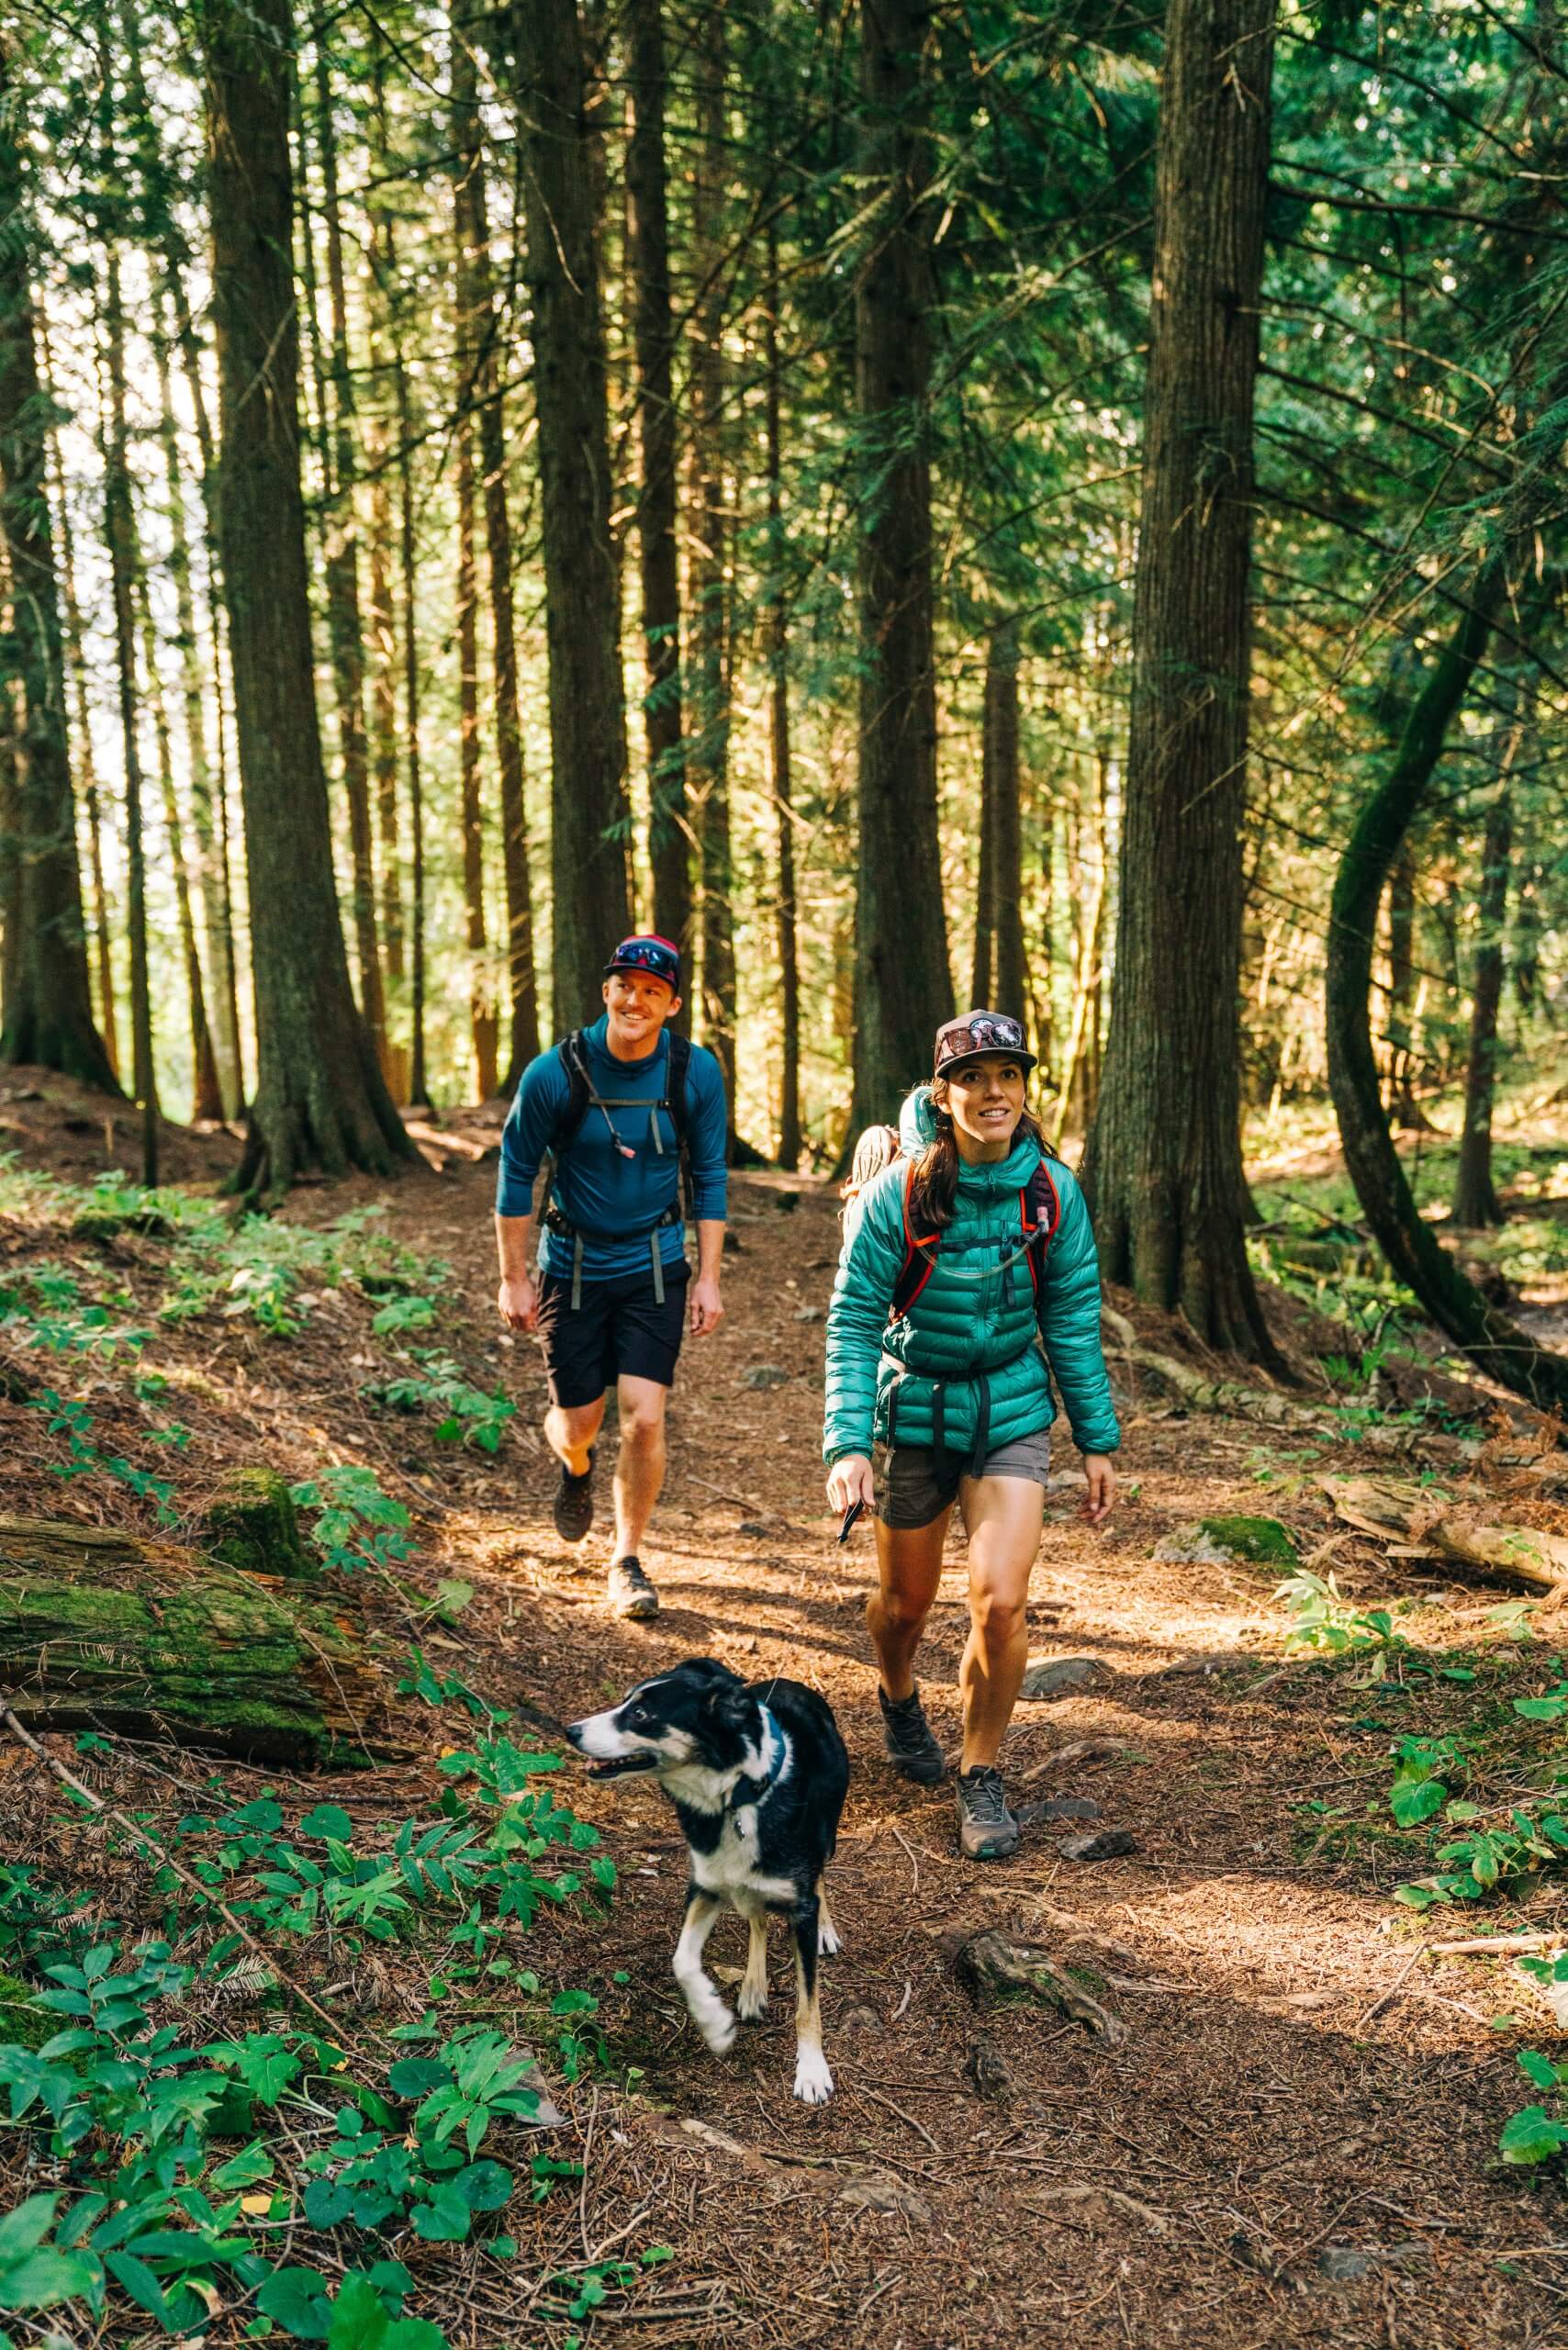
[873,1426,1051,1530]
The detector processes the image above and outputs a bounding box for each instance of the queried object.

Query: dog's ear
[700,1680,754,1731]
[682,1656,742,1685]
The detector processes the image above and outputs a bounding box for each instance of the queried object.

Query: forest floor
[4,1073,1568,2347]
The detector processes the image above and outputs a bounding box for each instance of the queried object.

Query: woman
[823,1012,1119,1860]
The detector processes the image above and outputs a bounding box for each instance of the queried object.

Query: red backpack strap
[1021,1161,1060,1300]
[890,1164,941,1318]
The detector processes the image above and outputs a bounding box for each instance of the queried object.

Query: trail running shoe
[956,1764,1020,1861]
[553,1451,595,1543]
[879,1684,946,1785]
[608,1556,660,1621]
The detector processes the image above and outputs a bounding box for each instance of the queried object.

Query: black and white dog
[566,1658,850,2103]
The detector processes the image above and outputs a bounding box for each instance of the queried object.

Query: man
[496,934,727,1619]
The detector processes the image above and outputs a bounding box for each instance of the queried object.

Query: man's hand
[497,1274,538,1333]
[825,1454,875,1516]
[689,1276,724,1337]
[1081,1454,1116,1525]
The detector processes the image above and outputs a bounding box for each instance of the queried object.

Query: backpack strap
[1020,1161,1061,1319]
[554,1030,594,1149]
[666,1031,693,1222]
[890,1164,941,1319]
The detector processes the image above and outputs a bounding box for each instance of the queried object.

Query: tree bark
[1326,565,1568,1410]
[689,6,735,1114]
[136,574,220,1130]
[626,0,689,961]
[987,625,1026,1017]
[1450,779,1513,1227]
[454,384,498,1102]
[0,39,118,1091]
[765,217,801,1169]
[513,0,631,1030]
[100,240,160,1185]
[969,708,994,1008]
[308,40,388,1079]
[1383,842,1428,1130]
[199,0,416,1194]
[851,0,951,1127]
[1080,0,1280,1362]
[451,13,537,1090]
[395,329,431,1113]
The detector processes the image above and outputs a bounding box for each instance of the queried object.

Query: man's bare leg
[612,1373,670,1559]
[545,1397,605,1477]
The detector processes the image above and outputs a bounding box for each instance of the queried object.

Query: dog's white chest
[689,1811,796,1908]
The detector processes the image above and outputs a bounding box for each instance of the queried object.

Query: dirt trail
[373,1167,1565,2349]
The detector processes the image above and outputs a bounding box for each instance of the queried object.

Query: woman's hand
[1081,1454,1116,1525]
[825,1454,875,1516]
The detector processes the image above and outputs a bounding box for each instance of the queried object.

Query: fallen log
[1320,1475,1568,1593]
[1102,1306,1483,1462]
[0,1513,405,1763]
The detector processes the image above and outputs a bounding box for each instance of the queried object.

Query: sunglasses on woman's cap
[933,1011,1036,1075]
[603,934,682,990]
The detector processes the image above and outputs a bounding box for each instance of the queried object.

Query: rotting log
[0,1515,404,1763]
[1321,1476,1568,1593]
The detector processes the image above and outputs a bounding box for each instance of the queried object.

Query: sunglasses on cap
[604,935,681,990]
[934,1012,1032,1072]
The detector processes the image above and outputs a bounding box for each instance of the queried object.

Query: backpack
[543,1028,694,1308]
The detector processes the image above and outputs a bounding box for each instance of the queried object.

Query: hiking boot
[879,1684,946,1785]
[553,1451,596,1543]
[608,1556,659,1622]
[956,1765,1020,1861]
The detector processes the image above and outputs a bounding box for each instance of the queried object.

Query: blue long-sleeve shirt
[496,1015,729,1281]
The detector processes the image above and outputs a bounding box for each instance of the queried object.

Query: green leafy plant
[290,1465,415,1577]
[362,1351,515,1453]
[1275,1568,1410,1672]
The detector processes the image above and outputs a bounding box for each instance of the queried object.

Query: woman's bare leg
[957,1474,1044,1770]
[866,1508,952,1700]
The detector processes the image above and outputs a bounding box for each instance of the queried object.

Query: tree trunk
[1450,779,1514,1228]
[151,297,230,1121]
[1383,842,1428,1131]
[765,218,801,1169]
[0,40,118,1092]
[627,0,689,962]
[451,13,537,1090]
[100,241,160,1185]
[199,0,417,1194]
[851,0,951,1128]
[395,335,431,1113]
[136,576,220,1128]
[970,706,994,1009]
[308,40,389,1080]
[1080,0,1280,1363]
[44,372,119,1083]
[454,391,498,1102]
[1326,565,1568,1411]
[1036,780,1055,1085]
[0,1513,399,1764]
[689,6,735,1115]
[513,0,631,1030]
[364,50,405,1086]
[987,625,1025,1018]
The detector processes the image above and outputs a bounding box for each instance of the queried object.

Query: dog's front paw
[737,1982,768,2023]
[817,1919,841,1957]
[793,2047,834,2104]
[700,2007,737,2055]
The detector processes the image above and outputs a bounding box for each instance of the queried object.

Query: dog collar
[725,1707,786,1812]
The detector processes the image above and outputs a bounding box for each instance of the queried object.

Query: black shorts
[536,1261,689,1409]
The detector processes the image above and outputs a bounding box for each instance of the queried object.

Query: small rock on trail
[1018,1655,1112,1699]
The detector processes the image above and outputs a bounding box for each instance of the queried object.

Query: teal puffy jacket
[823,1088,1121,1467]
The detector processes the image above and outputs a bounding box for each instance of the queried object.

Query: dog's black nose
[564,1721,587,1750]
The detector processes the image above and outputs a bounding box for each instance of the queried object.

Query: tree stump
[0,1514,404,1764]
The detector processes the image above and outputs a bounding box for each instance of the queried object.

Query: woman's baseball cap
[933,1009,1036,1077]
[604,934,682,991]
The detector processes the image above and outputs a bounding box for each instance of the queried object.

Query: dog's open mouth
[582,1755,659,1780]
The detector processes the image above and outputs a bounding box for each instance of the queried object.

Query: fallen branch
[1321,1475,1568,1592]
[953,1928,1128,2043]
[1429,1931,1562,1957]
[0,1705,360,2053]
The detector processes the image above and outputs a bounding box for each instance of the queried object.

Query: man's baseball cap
[933,1009,1036,1077]
[603,934,682,991]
